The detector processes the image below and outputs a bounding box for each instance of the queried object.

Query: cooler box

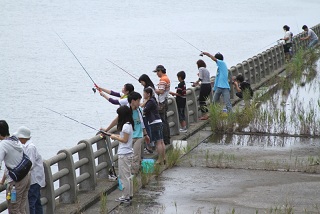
[141,159,154,173]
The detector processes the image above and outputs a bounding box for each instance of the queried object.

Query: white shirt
[284,31,293,44]
[117,123,133,155]
[22,140,45,187]
[199,67,211,84]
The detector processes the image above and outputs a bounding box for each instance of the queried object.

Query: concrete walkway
[100,131,320,214]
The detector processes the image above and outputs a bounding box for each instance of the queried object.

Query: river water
[1,1,319,161]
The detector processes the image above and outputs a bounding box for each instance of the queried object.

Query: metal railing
[0,23,319,214]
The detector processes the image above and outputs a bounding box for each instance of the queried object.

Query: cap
[13,126,31,139]
[153,65,166,73]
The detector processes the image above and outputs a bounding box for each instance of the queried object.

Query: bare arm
[233,81,241,92]
[155,89,165,95]
[102,116,118,132]
[169,91,180,96]
[202,52,217,62]
[0,174,6,185]
[110,132,129,143]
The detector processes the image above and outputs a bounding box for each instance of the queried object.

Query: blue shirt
[132,107,144,138]
[214,59,230,91]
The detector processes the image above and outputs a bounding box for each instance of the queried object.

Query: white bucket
[172,140,188,154]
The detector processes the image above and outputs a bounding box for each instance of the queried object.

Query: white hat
[14,126,31,139]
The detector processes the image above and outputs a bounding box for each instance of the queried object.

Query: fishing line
[45,107,110,136]
[163,26,203,55]
[164,27,202,52]
[96,111,103,127]
[257,40,279,52]
[54,31,97,93]
[105,58,139,81]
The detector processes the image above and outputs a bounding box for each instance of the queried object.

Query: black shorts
[283,43,292,53]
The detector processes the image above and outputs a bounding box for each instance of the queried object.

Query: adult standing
[280,25,293,61]
[0,120,31,214]
[153,65,171,145]
[192,60,212,120]
[301,25,319,48]
[14,126,45,214]
[202,52,232,112]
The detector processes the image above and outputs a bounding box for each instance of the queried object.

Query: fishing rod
[45,107,111,136]
[172,80,195,84]
[257,40,279,52]
[102,136,118,180]
[54,31,97,93]
[164,27,203,55]
[96,110,117,180]
[105,58,139,81]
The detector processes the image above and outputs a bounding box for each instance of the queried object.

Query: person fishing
[101,92,150,175]
[280,25,293,61]
[138,74,158,154]
[232,74,253,100]
[192,60,212,120]
[95,83,134,106]
[301,25,319,48]
[153,65,171,145]
[141,88,166,165]
[202,52,232,112]
[110,105,134,204]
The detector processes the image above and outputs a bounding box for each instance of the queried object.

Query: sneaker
[115,196,131,203]
[144,148,153,154]
[179,128,187,133]
[108,174,117,181]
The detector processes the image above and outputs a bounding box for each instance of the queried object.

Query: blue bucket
[141,159,154,173]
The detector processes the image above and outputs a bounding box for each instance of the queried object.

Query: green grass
[99,193,107,214]
[208,47,320,137]
[166,148,181,169]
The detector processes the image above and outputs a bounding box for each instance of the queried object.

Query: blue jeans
[28,183,43,214]
[308,39,318,48]
[213,87,232,112]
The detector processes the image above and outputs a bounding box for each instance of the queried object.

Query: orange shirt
[158,74,170,103]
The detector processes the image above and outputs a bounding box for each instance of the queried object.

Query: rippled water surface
[1,0,319,160]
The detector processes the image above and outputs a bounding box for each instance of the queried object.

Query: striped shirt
[158,74,170,103]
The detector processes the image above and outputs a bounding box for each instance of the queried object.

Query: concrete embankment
[84,64,320,213]
[55,119,211,213]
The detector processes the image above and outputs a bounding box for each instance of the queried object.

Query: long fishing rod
[164,27,203,55]
[54,31,97,93]
[45,107,111,136]
[105,58,139,81]
[257,40,279,52]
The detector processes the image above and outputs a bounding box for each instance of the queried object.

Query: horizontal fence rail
[0,23,319,214]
